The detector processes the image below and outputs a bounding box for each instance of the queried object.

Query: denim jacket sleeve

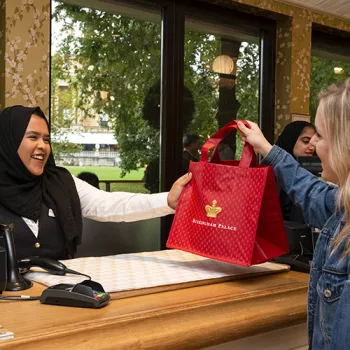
[261,145,338,229]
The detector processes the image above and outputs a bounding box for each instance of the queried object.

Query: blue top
[262,145,349,350]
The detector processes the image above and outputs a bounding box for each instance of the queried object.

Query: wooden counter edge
[0,278,308,349]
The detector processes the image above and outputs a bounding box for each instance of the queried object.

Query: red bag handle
[200,120,257,168]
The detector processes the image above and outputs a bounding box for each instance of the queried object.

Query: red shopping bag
[167,120,289,266]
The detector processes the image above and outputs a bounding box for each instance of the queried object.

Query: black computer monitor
[274,221,319,273]
[283,221,314,255]
[296,156,322,176]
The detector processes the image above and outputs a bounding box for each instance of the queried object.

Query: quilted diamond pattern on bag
[167,120,289,266]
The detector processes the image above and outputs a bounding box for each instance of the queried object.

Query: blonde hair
[318,78,350,256]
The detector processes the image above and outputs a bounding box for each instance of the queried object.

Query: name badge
[48,209,55,217]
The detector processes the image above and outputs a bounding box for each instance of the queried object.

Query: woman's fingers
[237,120,272,157]
[179,172,192,185]
[237,121,250,135]
[167,172,192,209]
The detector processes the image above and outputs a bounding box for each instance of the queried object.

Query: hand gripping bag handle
[200,120,257,168]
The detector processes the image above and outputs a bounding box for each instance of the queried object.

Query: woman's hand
[237,121,273,157]
[167,172,192,209]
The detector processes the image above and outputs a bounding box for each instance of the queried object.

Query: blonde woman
[238,78,350,350]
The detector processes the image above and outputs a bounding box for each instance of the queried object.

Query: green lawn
[101,182,149,193]
[64,166,149,193]
[65,166,145,180]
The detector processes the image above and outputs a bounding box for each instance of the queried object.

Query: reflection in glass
[310,56,350,122]
[51,1,163,256]
[51,1,161,194]
[311,29,350,122]
[183,17,260,164]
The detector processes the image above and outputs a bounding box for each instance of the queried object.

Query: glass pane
[183,15,260,166]
[52,0,161,194]
[310,31,350,122]
[51,0,162,256]
[310,56,350,121]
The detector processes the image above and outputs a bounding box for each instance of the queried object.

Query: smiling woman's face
[310,105,338,184]
[17,114,51,176]
[292,126,316,158]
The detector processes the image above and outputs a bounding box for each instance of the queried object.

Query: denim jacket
[262,146,350,350]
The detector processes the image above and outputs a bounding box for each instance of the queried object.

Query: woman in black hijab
[275,121,316,222]
[276,121,315,159]
[0,106,190,260]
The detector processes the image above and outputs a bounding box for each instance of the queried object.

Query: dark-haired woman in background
[275,121,316,222]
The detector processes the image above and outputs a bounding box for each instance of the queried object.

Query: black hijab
[0,105,82,254]
[275,120,315,223]
[275,121,314,159]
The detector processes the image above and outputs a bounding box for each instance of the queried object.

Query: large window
[51,0,276,249]
[310,26,350,121]
[52,1,162,194]
[182,12,261,162]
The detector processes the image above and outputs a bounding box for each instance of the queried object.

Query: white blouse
[23,175,175,238]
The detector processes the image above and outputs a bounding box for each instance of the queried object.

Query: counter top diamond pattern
[25,249,289,294]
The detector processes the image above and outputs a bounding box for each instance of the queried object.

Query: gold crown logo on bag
[205,200,222,218]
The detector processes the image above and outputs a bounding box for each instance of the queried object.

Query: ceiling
[278,0,350,21]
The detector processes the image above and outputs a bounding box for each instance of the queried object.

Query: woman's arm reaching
[73,172,192,222]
